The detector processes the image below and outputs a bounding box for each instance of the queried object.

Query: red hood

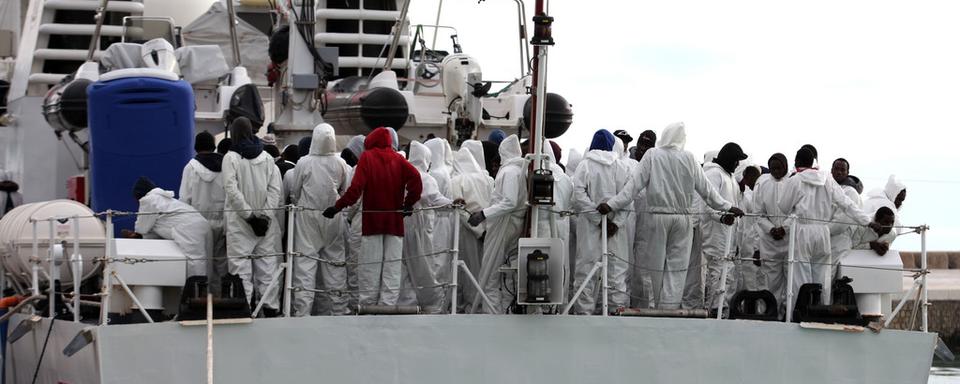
[365,127,392,150]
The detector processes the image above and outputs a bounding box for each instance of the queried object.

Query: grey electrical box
[291,73,319,89]
[318,46,339,77]
[0,30,13,57]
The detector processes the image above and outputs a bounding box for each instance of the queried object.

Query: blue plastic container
[88,76,194,235]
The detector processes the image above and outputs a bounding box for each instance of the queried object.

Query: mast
[527,0,554,236]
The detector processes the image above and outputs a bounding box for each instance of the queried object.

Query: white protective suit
[564,148,583,293]
[290,124,352,316]
[222,149,283,310]
[736,185,762,292]
[614,139,641,308]
[180,158,227,276]
[862,175,906,242]
[471,135,527,313]
[701,162,742,310]
[753,173,790,309]
[828,180,862,270]
[680,150,719,309]
[778,169,871,306]
[461,140,486,172]
[606,123,732,309]
[572,147,632,314]
[450,148,494,312]
[399,141,453,312]
[135,188,212,277]
[424,138,457,300]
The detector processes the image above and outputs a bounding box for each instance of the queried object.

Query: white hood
[461,140,486,171]
[795,168,827,186]
[659,122,686,150]
[141,187,175,202]
[425,138,453,172]
[309,123,337,156]
[499,134,524,165]
[409,141,432,172]
[453,148,483,175]
[883,175,905,202]
[584,149,618,166]
[703,150,719,164]
[188,159,219,182]
[565,148,582,176]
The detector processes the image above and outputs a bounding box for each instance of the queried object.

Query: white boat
[0,1,946,383]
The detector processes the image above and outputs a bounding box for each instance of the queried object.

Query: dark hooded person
[323,127,423,307]
[222,117,284,317]
[180,131,228,278]
[123,176,213,280]
[702,142,748,313]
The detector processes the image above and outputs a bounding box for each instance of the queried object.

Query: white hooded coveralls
[471,135,527,314]
[450,148,494,312]
[180,159,227,276]
[290,124,352,316]
[572,147,632,313]
[778,169,871,305]
[135,188,212,277]
[753,173,790,310]
[701,162,742,310]
[399,141,453,311]
[606,123,732,309]
[222,150,283,310]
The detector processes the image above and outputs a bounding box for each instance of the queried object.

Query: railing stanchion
[601,216,608,317]
[920,225,929,333]
[100,211,114,325]
[282,205,296,317]
[450,207,461,314]
[785,215,797,323]
[72,215,82,322]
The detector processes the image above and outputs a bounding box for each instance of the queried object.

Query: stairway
[9,0,144,99]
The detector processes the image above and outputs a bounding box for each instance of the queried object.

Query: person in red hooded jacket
[323,127,422,306]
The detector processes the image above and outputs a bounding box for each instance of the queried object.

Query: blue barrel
[88,76,194,235]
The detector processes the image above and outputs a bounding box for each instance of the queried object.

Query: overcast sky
[409,0,960,252]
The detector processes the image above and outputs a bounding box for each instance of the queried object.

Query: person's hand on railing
[468,211,486,226]
[119,229,142,239]
[868,222,883,235]
[402,205,415,217]
[753,250,762,267]
[869,241,889,256]
[770,227,786,241]
[720,214,736,226]
[727,207,745,217]
[604,218,618,238]
[597,203,612,215]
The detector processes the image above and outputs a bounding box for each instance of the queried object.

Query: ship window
[362,0,398,10]
[327,19,360,34]
[328,0,360,10]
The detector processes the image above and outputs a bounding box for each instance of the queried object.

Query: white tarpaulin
[181,1,269,84]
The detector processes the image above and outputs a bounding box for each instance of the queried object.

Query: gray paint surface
[5,314,937,384]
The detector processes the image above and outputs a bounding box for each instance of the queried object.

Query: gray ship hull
[6,313,936,384]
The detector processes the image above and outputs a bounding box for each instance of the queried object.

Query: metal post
[48,220,57,318]
[601,216,609,317]
[921,225,928,333]
[785,216,797,323]
[430,0,444,50]
[716,225,734,320]
[225,0,242,67]
[282,206,296,317]
[449,212,461,314]
[31,220,39,297]
[206,287,214,384]
[72,216,82,322]
[384,0,411,70]
[86,0,110,61]
[100,212,113,325]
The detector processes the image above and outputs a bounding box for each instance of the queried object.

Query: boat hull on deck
[6,314,936,384]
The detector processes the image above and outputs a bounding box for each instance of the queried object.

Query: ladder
[8,0,144,100]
